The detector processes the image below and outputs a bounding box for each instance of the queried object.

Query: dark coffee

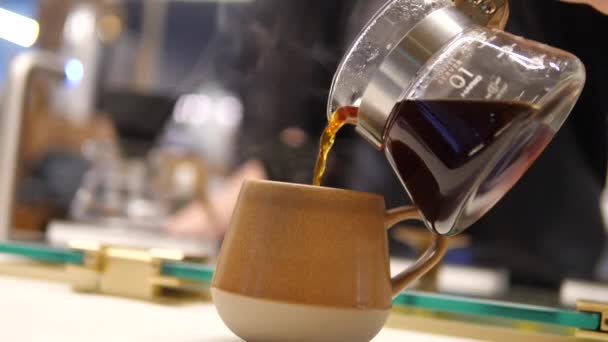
[385,99,552,235]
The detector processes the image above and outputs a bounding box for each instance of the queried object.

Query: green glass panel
[0,242,601,332]
[393,291,600,331]
[161,261,214,283]
[0,242,83,264]
[158,262,601,331]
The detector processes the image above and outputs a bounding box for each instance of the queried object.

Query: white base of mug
[211,287,390,342]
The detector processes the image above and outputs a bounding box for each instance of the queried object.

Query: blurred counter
[0,252,604,341]
[0,270,475,341]
[46,221,219,257]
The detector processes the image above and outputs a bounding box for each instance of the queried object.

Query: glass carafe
[328,0,586,235]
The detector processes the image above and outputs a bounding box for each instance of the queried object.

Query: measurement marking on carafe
[486,77,503,99]
[531,95,540,103]
[497,44,517,59]
[460,75,483,98]
[477,34,498,49]
[516,90,526,101]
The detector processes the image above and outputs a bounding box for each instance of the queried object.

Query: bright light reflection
[65,58,84,86]
[216,96,244,128]
[65,8,96,42]
[0,8,39,47]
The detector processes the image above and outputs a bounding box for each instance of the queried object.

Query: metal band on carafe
[356,0,510,149]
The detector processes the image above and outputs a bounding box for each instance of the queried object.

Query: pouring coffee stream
[312,106,358,186]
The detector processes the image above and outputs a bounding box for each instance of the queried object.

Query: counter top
[0,274,477,341]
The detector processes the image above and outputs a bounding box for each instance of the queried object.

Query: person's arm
[166,159,267,238]
[561,0,608,14]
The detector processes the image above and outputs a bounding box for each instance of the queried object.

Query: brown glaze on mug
[212,180,447,309]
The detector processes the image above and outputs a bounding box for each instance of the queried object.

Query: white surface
[560,279,608,307]
[213,287,389,341]
[0,275,478,341]
[47,221,218,257]
[390,258,509,297]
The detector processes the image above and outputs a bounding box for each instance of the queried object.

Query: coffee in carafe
[313,98,550,236]
[384,99,551,235]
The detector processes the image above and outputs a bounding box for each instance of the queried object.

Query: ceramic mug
[212,180,447,341]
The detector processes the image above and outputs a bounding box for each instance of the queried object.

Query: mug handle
[384,206,448,297]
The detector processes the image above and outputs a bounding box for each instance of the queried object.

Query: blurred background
[0,0,607,306]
